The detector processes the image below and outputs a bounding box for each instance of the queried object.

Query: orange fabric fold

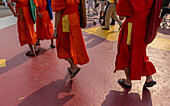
[54,0,89,65]
[51,0,66,12]
[13,0,37,46]
[36,0,54,40]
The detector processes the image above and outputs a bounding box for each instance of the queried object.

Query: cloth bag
[145,0,163,44]
[29,0,36,24]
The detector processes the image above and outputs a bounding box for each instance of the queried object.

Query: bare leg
[34,44,38,51]
[66,58,79,73]
[51,39,55,46]
[37,39,40,44]
[146,76,154,82]
[123,67,132,86]
[28,44,35,54]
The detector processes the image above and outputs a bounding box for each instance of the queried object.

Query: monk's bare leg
[66,58,79,73]
[50,39,55,48]
[28,44,35,54]
[36,39,40,45]
[146,76,154,82]
[123,67,132,86]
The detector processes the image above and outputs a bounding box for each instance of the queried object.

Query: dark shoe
[102,27,109,30]
[144,81,156,88]
[118,79,132,89]
[35,49,40,55]
[68,68,73,74]
[110,22,115,25]
[26,51,35,57]
[70,68,81,79]
[36,42,40,46]
[50,45,55,48]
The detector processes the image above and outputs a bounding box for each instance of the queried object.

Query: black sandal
[50,45,55,48]
[35,49,40,55]
[26,51,35,57]
[68,67,73,74]
[36,42,40,46]
[118,79,132,89]
[70,68,81,79]
[144,81,156,88]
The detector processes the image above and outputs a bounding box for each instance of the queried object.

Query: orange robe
[114,0,156,80]
[34,0,54,40]
[12,0,37,46]
[51,0,89,65]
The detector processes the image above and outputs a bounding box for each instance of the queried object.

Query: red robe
[12,0,37,46]
[51,0,89,65]
[34,0,54,40]
[115,0,156,80]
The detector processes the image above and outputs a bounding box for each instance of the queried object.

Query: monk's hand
[119,16,125,20]
[53,29,58,39]
[37,12,43,18]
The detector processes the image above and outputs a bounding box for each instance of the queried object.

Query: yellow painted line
[82,25,119,41]
[148,37,170,51]
[0,59,6,68]
[82,25,170,51]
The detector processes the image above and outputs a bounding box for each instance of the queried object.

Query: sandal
[26,51,35,57]
[70,68,81,79]
[35,49,40,55]
[36,42,40,46]
[118,79,132,89]
[50,45,55,48]
[68,67,73,74]
[144,81,156,88]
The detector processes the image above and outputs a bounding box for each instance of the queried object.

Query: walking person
[3,0,7,7]
[102,0,122,30]
[51,0,89,79]
[114,0,159,88]
[7,0,38,56]
[34,0,55,48]
[87,0,98,14]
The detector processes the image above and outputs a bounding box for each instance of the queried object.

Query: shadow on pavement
[101,88,152,106]
[0,47,50,75]
[18,73,74,106]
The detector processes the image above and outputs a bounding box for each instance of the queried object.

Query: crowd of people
[5,0,165,89]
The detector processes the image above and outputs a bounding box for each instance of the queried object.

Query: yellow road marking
[82,25,119,41]
[149,37,170,51]
[0,59,6,68]
[83,25,170,51]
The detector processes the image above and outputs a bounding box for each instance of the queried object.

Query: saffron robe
[12,0,37,46]
[114,0,156,80]
[34,0,54,40]
[51,0,89,65]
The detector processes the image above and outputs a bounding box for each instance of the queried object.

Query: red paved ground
[0,15,170,106]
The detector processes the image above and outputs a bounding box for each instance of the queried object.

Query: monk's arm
[7,0,17,17]
[55,11,61,29]
[53,11,61,38]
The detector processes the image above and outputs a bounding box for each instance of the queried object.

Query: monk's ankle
[146,76,153,82]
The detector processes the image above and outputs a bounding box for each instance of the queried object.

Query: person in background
[3,0,7,7]
[7,0,38,56]
[102,0,122,30]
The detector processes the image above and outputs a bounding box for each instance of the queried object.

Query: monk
[114,0,157,88]
[34,0,55,48]
[52,0,89,79]
[7,0,38,56]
